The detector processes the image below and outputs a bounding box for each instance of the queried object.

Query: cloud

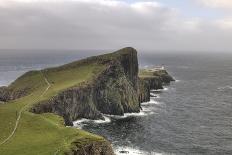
[197,0,232,9]
[0,0,232,52]
[215,18,232,29]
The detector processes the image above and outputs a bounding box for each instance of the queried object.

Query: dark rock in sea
[150,94,157,97]
[119,150,129,154]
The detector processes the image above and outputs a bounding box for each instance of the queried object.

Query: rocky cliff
[138,68,175,103]
[1,47,174,126]
[0,47,175,155]
[30,47,140,125]
[68,140,115,155]
[0,86,28,101]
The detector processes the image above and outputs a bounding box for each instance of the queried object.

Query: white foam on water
[109,106,156,119]
[150,92,159,97]
[73,96,162,127]
[107,111,147,119]
[142,107,155,115]
[151,89,162,92]
[163,87,169,91]
[114,146,165,155]
[73,116,111,128]
[141,99,160,106]
[73,108,156,128]
[151,95,160,99]
[217,85,232,91]
[151,86,170,92]
[93,116,111,124]
[73,118,89,129]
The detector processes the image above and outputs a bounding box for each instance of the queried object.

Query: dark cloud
[0,0,232,53]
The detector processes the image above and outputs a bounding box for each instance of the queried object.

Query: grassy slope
[139,69,167,78]
[0,58,107,154]
[139,69,154,78]
[138,69,160,80]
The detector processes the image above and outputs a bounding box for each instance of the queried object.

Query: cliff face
[0,86,27,102]
[138,76,163,103]
[0,47,175,155]
[30,47,140,125]
[93,61,139,115]
[138,69,175,103]
[1,47,174,126]
[152,69,175,83]
[68,140,115,155]
[0,87,8,101]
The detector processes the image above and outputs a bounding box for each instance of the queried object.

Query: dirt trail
[0,71,51,146]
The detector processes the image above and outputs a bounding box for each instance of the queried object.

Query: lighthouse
[161,64,165,70]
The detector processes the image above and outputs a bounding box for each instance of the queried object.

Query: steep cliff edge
[0,47,174,155]
[0,48,174,126]
[0,86,28,101]
[69,140,115,155]
[138,68,175,103]
[29,47,140,125]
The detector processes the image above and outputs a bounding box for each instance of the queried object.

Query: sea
[1,50,232,155]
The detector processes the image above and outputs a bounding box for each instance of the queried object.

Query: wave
[151,87,169,93]
[151,89,163,93]
[150,93,160,98]
[141,99,161,106]
[73,109,153,128]
[163,87,169,91]
[73,116,111,128]
[73,98,159,128]
[217,86,232,91]
[106,111,152,119]
[114,146,166,155]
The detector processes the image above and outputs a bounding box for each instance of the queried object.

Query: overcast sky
[0,0,232,53]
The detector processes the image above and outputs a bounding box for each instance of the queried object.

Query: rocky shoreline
[29,48,174,126]
[0,47,174,155]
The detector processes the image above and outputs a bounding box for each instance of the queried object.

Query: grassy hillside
[0,54,108,154]
[139,68,169,78]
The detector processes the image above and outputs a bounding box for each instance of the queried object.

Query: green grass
[0,58,107,154]
[139,69,154,78]
[0,111,104,155]
[40,62,105,102]
[139,68,167,78]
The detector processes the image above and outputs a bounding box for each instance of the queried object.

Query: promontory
[0,47,174,155]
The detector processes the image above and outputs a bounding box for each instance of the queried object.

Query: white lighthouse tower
[161,64,165,70]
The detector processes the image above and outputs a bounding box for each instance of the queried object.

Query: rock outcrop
[0,86,28,102]
[0,87,8,101]
[0,47,175,155]
[30,47,140,125]
[68,140,115,155]
[1,47,174,126]
[138,68,175,103]
[152,69,175,83]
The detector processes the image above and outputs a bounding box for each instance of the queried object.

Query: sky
[0,0,232,53]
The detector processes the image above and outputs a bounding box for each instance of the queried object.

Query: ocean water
[0,49,105,86]
[1,51,232,155]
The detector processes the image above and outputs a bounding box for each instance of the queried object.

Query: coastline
[0,47,175,155]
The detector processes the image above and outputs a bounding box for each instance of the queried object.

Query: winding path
[40,72,51,97]
[0,71,51,146]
